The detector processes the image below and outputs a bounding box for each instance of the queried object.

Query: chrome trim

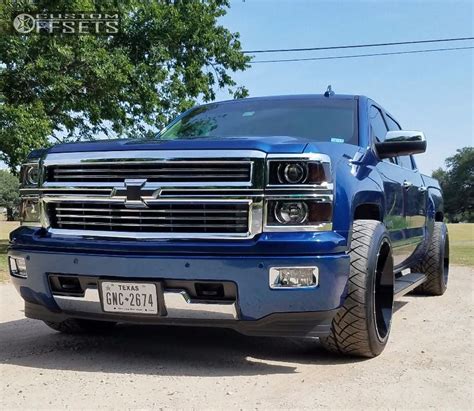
[43,150,264,189]
[54,288,101,313]
[263,222,332,233]
[25,150,338,238]
[385,130,426,143]
[164,290,237,320]
[48,228,253,240]
[53,288,238,320]
[47,198,263,240]
[44,150,266,164]
[38,149,266,239]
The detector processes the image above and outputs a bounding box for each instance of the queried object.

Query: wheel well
[354,203,382,221]
[435,211,444,222]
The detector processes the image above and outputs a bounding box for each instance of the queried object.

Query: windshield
[159,98,358,144]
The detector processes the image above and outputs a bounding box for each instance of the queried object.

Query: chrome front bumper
[53,288,238,320]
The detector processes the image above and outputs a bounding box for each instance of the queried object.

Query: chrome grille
[48,202,250,234]
[46,161,252,183]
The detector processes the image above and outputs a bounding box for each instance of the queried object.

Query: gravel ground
[0,265,472,410]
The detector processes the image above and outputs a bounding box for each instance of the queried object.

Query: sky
[216,0,474,174]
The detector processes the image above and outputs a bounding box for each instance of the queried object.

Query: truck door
[384,115,427,267]
[370,105,406,258]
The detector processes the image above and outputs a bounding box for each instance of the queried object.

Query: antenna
[324,85,335,97]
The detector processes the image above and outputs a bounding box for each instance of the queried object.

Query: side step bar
[394,273,427,300]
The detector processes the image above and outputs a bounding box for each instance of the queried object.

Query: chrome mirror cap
[376,130,427,159]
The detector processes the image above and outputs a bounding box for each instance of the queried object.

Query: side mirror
[375,130,427,159]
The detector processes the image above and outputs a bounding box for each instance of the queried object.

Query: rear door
[384,114,427,266]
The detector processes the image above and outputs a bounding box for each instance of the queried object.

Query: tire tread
[320,220,385,358]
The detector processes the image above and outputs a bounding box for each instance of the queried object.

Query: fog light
[269,267,318,288]
[9,257,28,278]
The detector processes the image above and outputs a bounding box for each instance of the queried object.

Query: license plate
[100,281,158,315]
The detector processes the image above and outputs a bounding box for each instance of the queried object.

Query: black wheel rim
[374,240,393,341]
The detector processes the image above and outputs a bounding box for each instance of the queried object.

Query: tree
[0,170,20,221]
[433,147,474,222]
[0,0,250,172]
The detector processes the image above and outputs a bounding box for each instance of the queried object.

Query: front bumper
[8,248,349,337]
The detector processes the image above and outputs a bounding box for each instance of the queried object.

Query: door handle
[403,180,413,189]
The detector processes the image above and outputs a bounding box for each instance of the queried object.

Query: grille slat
[54,207,247,214]
[56,214,247,221]
[47,161,252,183]
[49,202,250,234]
[53,167,250,174]
[54,221,248,228]
[52,174,250,180]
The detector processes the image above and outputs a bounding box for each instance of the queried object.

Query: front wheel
[320,220,394,358]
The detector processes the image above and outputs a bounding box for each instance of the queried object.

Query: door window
[385,114,401,131]
[370,106,395,163]
[369,106,388,142]
[384,114,414,170]
[397,156,414,170]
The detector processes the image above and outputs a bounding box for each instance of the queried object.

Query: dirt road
[1,266,472,410]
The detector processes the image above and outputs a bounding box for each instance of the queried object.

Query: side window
[370,106,396,164]
[385,114,401,131]
[397,155,413,169]
[385,114,414,170]
[369,106,388,142]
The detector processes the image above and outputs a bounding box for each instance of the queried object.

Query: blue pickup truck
[9,93,449,357]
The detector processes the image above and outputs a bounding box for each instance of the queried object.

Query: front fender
[330,153,385,243]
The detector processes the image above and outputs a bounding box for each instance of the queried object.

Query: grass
[447,223,474,267]
[0,222,472,283]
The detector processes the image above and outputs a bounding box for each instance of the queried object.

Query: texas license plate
[100,281,158,315]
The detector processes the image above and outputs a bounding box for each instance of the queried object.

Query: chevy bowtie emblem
[111,179,159,208]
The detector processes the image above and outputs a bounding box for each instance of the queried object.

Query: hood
[47,136,310,155]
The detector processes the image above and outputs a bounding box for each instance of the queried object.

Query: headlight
[278,162,308,184]
[268,160,329,186]
[20,164,40,187]
[20,198,41,226]
[266,200,332,228]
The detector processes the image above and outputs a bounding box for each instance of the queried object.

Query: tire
[44,318,116,334]
[411,222,449,296]
[320,220,394,358]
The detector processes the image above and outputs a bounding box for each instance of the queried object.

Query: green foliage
[0,170,20,220]
[0,0,250,171]
[433,147,474,223]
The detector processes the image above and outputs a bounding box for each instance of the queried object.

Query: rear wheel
[44,318,116,334]
[411,222,449,296]
[320,220,394,358]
